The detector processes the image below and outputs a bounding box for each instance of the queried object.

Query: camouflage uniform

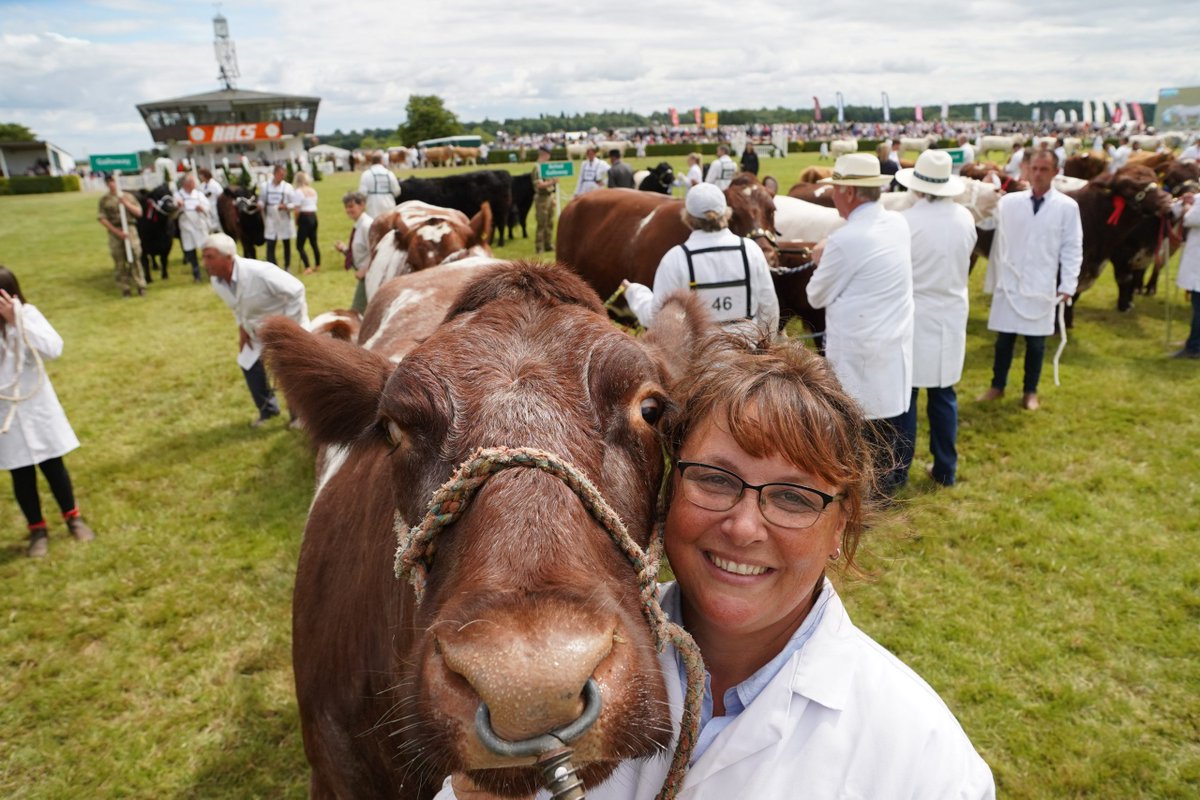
[97,192,146,293]
[532,162,557,254]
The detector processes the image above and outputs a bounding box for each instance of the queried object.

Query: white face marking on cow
[306,310,352,334]
[741,187,752,197]
[362,287,436,351]
[634,212,655,239]
[311,444,351,510]
[815,186,830,197]
[365,230,411,301]
[418,222,451,243]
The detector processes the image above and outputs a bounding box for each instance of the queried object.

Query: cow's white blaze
[417,222,451,243]
[362,287,436,351]
[366,230,409,301]
[311,443,351,511]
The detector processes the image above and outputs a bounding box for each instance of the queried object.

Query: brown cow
[262,262,709,799]
[423,146,453,167]
[363,200,493,301]
[556,175,778,301]
[1063,152,1109,181]
[796,166,833,184]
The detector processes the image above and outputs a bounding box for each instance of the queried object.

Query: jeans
[1186,290,1200,354]
[242,359,281,420]
[903,386,958,485]
[871,409,916,497]
[991,332,1047,394]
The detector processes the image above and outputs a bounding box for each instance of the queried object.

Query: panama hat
[818,153,893,187]
[895,150,965,197]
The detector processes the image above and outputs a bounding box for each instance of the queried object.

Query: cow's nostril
[474,677,603,758]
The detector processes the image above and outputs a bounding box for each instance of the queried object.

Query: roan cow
[261,261,710,799]
[363,200,493,302]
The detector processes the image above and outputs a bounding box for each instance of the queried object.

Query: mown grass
[0,154,1197,798]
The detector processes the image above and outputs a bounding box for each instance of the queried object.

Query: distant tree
[360,135,382,150]
[0,122,37,141]
[398,94,464,145]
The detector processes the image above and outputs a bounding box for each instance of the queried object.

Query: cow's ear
[261,317,392,444]
[1090,172,1115,191]
[640,289,715,387]
[470,201,493,247]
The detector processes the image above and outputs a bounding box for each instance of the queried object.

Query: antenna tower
[213,12,240,90]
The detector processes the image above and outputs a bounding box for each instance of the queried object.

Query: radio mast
[213,12,240,90]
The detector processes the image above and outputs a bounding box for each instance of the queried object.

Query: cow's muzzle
[475,678,602,758]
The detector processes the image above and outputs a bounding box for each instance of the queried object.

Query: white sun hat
[895,150,966,197]
[817,153,893,187]
[685,182,727,216]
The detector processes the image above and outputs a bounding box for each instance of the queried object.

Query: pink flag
[693,107,701,125]
[813,96,822,122]
[1112,105,1123,124]
[1132,102,1145,126]
[669,107,679,126]
[915,104,924,122]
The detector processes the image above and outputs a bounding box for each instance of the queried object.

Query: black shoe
[1170,348,1200,359]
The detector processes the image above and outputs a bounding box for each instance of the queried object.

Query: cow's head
[262,264,711,796]
[364,201,494,300]
[1096,165,1174,221]
[726,174,779,268]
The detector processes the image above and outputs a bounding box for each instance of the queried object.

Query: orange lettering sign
[186,122,284,144]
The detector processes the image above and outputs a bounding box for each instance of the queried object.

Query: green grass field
[1,154,1198,798]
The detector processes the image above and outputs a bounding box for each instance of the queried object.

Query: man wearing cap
[624,183,778,330]
[359,152,401,218]
[979,149,1081,410]
[606,149,635,189]
[97,174,147,297]
[574,147,608,199]
[704,145,738,190]
[896,150,978,486]
[806,153,914,496]
[531,146,558,254]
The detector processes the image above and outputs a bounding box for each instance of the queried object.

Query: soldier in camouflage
[532,146,558,254]
[96,174,147,297]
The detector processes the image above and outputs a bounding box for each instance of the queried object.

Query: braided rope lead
[393,445,702,800]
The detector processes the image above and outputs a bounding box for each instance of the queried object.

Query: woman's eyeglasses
[675,461,840,529]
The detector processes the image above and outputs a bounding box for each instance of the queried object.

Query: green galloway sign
[539,161,574,179]
[89,153,140,173]
[944,147,966,165]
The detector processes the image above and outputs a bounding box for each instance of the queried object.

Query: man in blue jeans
[978,150,1082,411]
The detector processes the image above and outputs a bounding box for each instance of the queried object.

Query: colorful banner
[1131,102,1145,126]
[836,92,845,124]
[693,107,701,126]
[941,103,949,120]
[1082,100,1092,125]
[881,92,890,123]
[914,104,923,122]
[1112,104,1123,125]
[703,111,719,130]
[669,107,679,126]
[812,96,822,122]
[988,101,998,122]
[187,122,283,144]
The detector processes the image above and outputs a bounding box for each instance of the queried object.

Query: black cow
[217,186,266,259]
[507,172,534,241]
[398,170,513,246]
[637,162,675,194]
[136,185,177,282]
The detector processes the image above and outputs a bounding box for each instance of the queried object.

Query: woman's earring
[829,547,842,562]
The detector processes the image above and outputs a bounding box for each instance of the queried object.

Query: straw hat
[817,153,893,187]
[895,150,965,197]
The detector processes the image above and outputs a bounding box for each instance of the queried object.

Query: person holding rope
[442,330,994,799]
[0,266,96,558]
[624,183,779,331]
[978,149,1082,410]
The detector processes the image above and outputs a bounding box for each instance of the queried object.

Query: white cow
[900,136,933,154]
[596,140,631,156]
[980,135,1017,155]
[1130,134,1162,151]
[773,195,844,241]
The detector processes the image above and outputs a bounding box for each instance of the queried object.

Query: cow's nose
[437,621,615,743]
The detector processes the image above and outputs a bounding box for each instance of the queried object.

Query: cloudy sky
[2,0,1197,157]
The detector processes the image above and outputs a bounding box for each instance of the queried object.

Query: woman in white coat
[443,332,994,800]
[0,267,95,558]
[896,151,979,486]
[1173,192,1200,358]
[175,174,211,283]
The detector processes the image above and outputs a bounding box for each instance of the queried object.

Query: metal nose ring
[475,678,603,758]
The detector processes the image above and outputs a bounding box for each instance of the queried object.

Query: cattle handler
[96,173,147,297]
[532,146,558,254]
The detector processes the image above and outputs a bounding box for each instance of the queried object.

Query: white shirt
[1005,148,1024,178]
[575,157,609,197]
[807,201,914,419]
[1175,200,1200,292]
[435,580,995,800]
[683,164,702,190]
[1180,143,1200,162]
[1107,144,1132,172]
[359,164,401,218]
[902,198,977,387]
[296,188,319,214]
[201,177,224,230]
[704,155,737,190]
[175,187,211,250]
[349,212,374,273]
[954,142,975,174]
[984,188,1083,336]
[211,256,309,369]
[260,179,297,240]
[0,302,80,470]
[625,228,779,331]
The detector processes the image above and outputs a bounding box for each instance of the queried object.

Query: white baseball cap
[685,183,726,216]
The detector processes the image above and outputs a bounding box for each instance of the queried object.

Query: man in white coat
[704,145,737,190]
[624,183,779,331]
[1172,191,1200,358]
[175,174,211,282]
[259,164,297,272]
[807,153,914,495]
[573,147,608,199]
[896,151,978,486]
[197,167,224,232]
[358,152,401,218]
[201,233,309,428]
[980,149,1082,410]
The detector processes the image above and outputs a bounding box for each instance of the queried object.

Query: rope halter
[394,445,704,800]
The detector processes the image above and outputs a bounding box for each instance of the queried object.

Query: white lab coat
[435,581,995,800]
[704,155,737,190]
[1004,148,1023,178]
[625,229,779,331]
[201,178,224,231]
[984,188,1082,336]
[575,158,609,197]
[1175,201,1200,292]
[359,164,401,218]
[260,180,296,240]
[1107,144,1132,173]
[807,202,914,419]
[175,187,211,250]
[210,256,309,370]
[903,199,977,388]
[954,142,975,175]
[0,303,80,470]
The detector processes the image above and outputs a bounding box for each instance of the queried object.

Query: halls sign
[186,122,284,144]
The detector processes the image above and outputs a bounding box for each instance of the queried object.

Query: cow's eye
[639,397,663,425]
[383,418,405,448]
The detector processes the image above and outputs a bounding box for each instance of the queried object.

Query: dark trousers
[991,332,1047,394]
[296,214,320,269]
[871,410,916,497]
[11,457,76,527]
[243,359,281,420]
[903,386,958,485]
[1186,290,1200,354]
[266,238,292,271]
[182,248,200,280]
